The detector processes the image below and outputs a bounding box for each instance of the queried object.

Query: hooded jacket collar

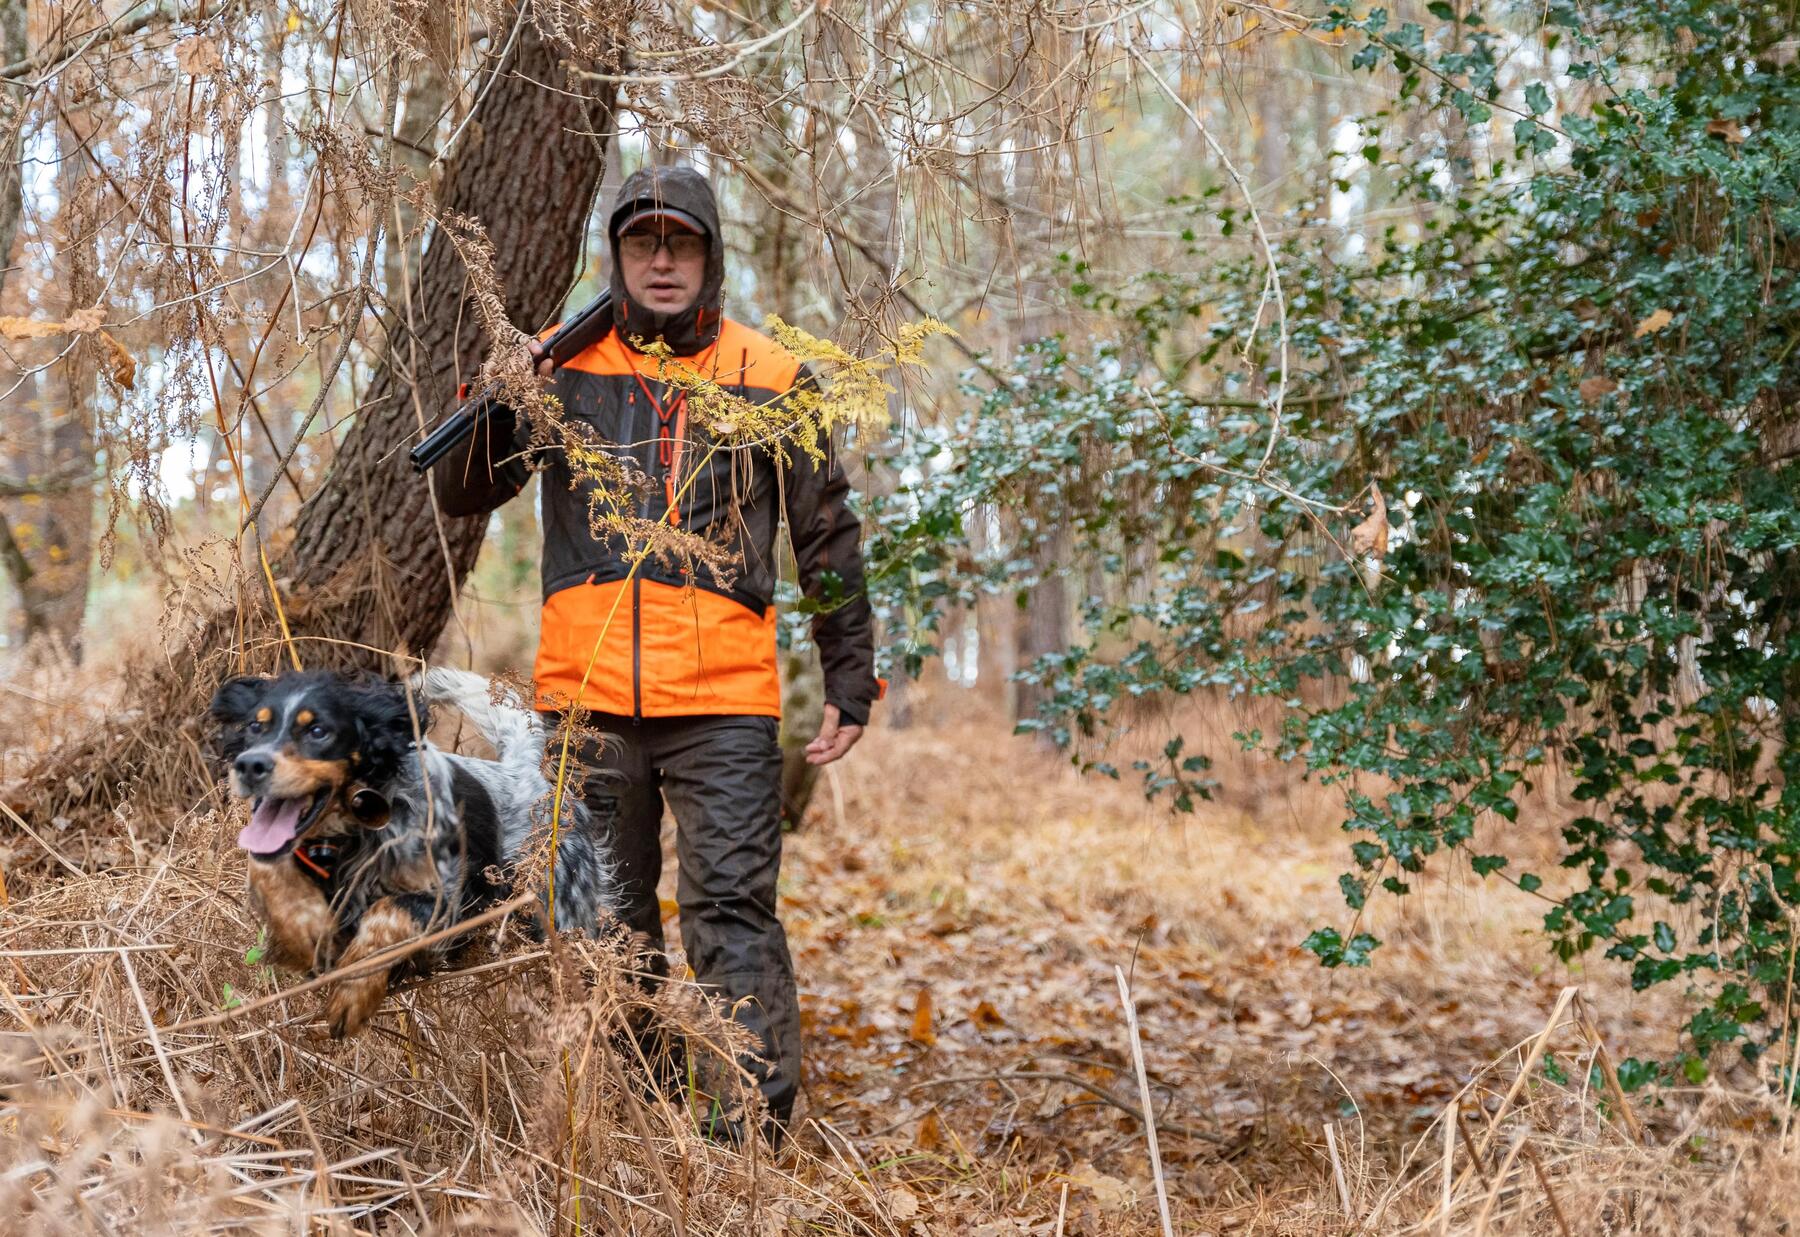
[608,165,726,357]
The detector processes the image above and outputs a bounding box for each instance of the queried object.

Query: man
[433,164,880,1135]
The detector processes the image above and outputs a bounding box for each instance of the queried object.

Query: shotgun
[408,289,615,474]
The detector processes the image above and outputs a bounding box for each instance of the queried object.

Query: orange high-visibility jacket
[432,172,879,726]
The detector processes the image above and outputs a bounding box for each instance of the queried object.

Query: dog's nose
[234,751,274,785]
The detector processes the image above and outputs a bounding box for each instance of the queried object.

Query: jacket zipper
[631,575,643,723]
[632,384,648,723]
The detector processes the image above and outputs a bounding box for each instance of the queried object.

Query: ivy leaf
[1525,82,1552,115]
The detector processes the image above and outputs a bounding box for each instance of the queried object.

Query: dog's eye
[306,723,331,742]
[246,720,266,735]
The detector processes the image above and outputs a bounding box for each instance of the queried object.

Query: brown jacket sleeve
[430,403,533,518]
[782,368,880,726]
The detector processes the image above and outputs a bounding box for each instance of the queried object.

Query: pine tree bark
[279,28,613,664]
[11,24,616,827]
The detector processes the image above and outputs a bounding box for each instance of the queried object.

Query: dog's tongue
[239,797,304,855]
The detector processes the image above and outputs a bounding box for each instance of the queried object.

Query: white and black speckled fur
[211,667,616,978]
[413,668,615,936]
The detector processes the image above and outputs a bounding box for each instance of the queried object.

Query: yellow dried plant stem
[543,440,726,930]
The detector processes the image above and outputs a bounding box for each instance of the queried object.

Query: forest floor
[5,667,1800,1233]
[769,700,1691,1234]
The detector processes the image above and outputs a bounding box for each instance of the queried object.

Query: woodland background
[1,0,1798,1232]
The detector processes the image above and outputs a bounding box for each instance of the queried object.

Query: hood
[608,164,726,356]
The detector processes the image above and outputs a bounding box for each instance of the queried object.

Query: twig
[157,892,533,1035]
[237,79,392,538]
[1522,1141,1574,1237]
[1472,1130,1529,1236]
[1128,47,1289,473]
[0,798,86,879]
[1325,1120,1353,1219]
[1114,966,1174,1237]
[1054,1182,1069,1237]
[576,2,819,83]
[1455,1107,1493,1188]
[909,1069,1228,1143]
[1477,986,1577,1162]
[0,469,92,498]
[0,1099,282,1148]
[433,0,531,170]
[1427,988,1578,1231]
[0,0,163,84]
[596,1018,689,1237]
[1439,1099,1456,1237]
[119,950,203,1146]
[1575,992,1644,1143]
[0,943,172,957]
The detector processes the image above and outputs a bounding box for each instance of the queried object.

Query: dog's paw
[325,975,387,1039]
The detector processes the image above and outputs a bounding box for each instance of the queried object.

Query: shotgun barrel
[408,289,614,474]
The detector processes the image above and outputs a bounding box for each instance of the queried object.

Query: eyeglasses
[619,232,707,262]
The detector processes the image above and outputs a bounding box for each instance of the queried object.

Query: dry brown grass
[5,669,1800,1233]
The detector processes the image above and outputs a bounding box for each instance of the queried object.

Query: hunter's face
[618,224,707,317]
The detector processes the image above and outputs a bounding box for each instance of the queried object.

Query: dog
[209,666,613,1037]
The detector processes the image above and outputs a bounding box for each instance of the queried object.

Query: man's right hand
[527,338,555,380]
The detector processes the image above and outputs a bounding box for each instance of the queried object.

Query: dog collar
[293,840,341,884]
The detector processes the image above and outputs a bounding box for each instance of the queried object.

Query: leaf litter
[5,686,1800,1232]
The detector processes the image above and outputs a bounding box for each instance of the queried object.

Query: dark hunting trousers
[578,713,799,1127]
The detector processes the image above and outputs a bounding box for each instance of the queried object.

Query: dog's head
[208,670,427,858]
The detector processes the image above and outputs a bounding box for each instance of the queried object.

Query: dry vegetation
[7,665,1800,1233]
[3,0,1797,1230]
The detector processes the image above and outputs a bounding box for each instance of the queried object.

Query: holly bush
[869,0,1800,1083]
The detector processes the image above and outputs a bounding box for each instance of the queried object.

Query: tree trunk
[0,0,22,274]
[1,0,33,636]
[1005,30,1070,733]
[11,24,616,828]
[281,29,613,666]
[1,28,97,663]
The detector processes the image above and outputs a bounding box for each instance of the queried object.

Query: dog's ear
[210,675,270,725]
[351,678,428,779]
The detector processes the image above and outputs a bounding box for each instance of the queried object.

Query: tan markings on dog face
[325,898,417,1038]
[268,751,349,800]
[247,858,337,972]
[255,706,273,724]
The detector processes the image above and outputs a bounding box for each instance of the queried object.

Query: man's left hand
[804,704,863,766]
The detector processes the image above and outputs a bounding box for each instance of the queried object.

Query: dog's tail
[415,667,543,772]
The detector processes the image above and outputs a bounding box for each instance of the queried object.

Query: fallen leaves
[910,987,937,1046]
[886,1185,921,1221]
[776,720,1663,1236]
[1705,117,1744,144]
[971,999,1007,1032]
[1578,375,1619,403]
[1633,307,1674,338]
